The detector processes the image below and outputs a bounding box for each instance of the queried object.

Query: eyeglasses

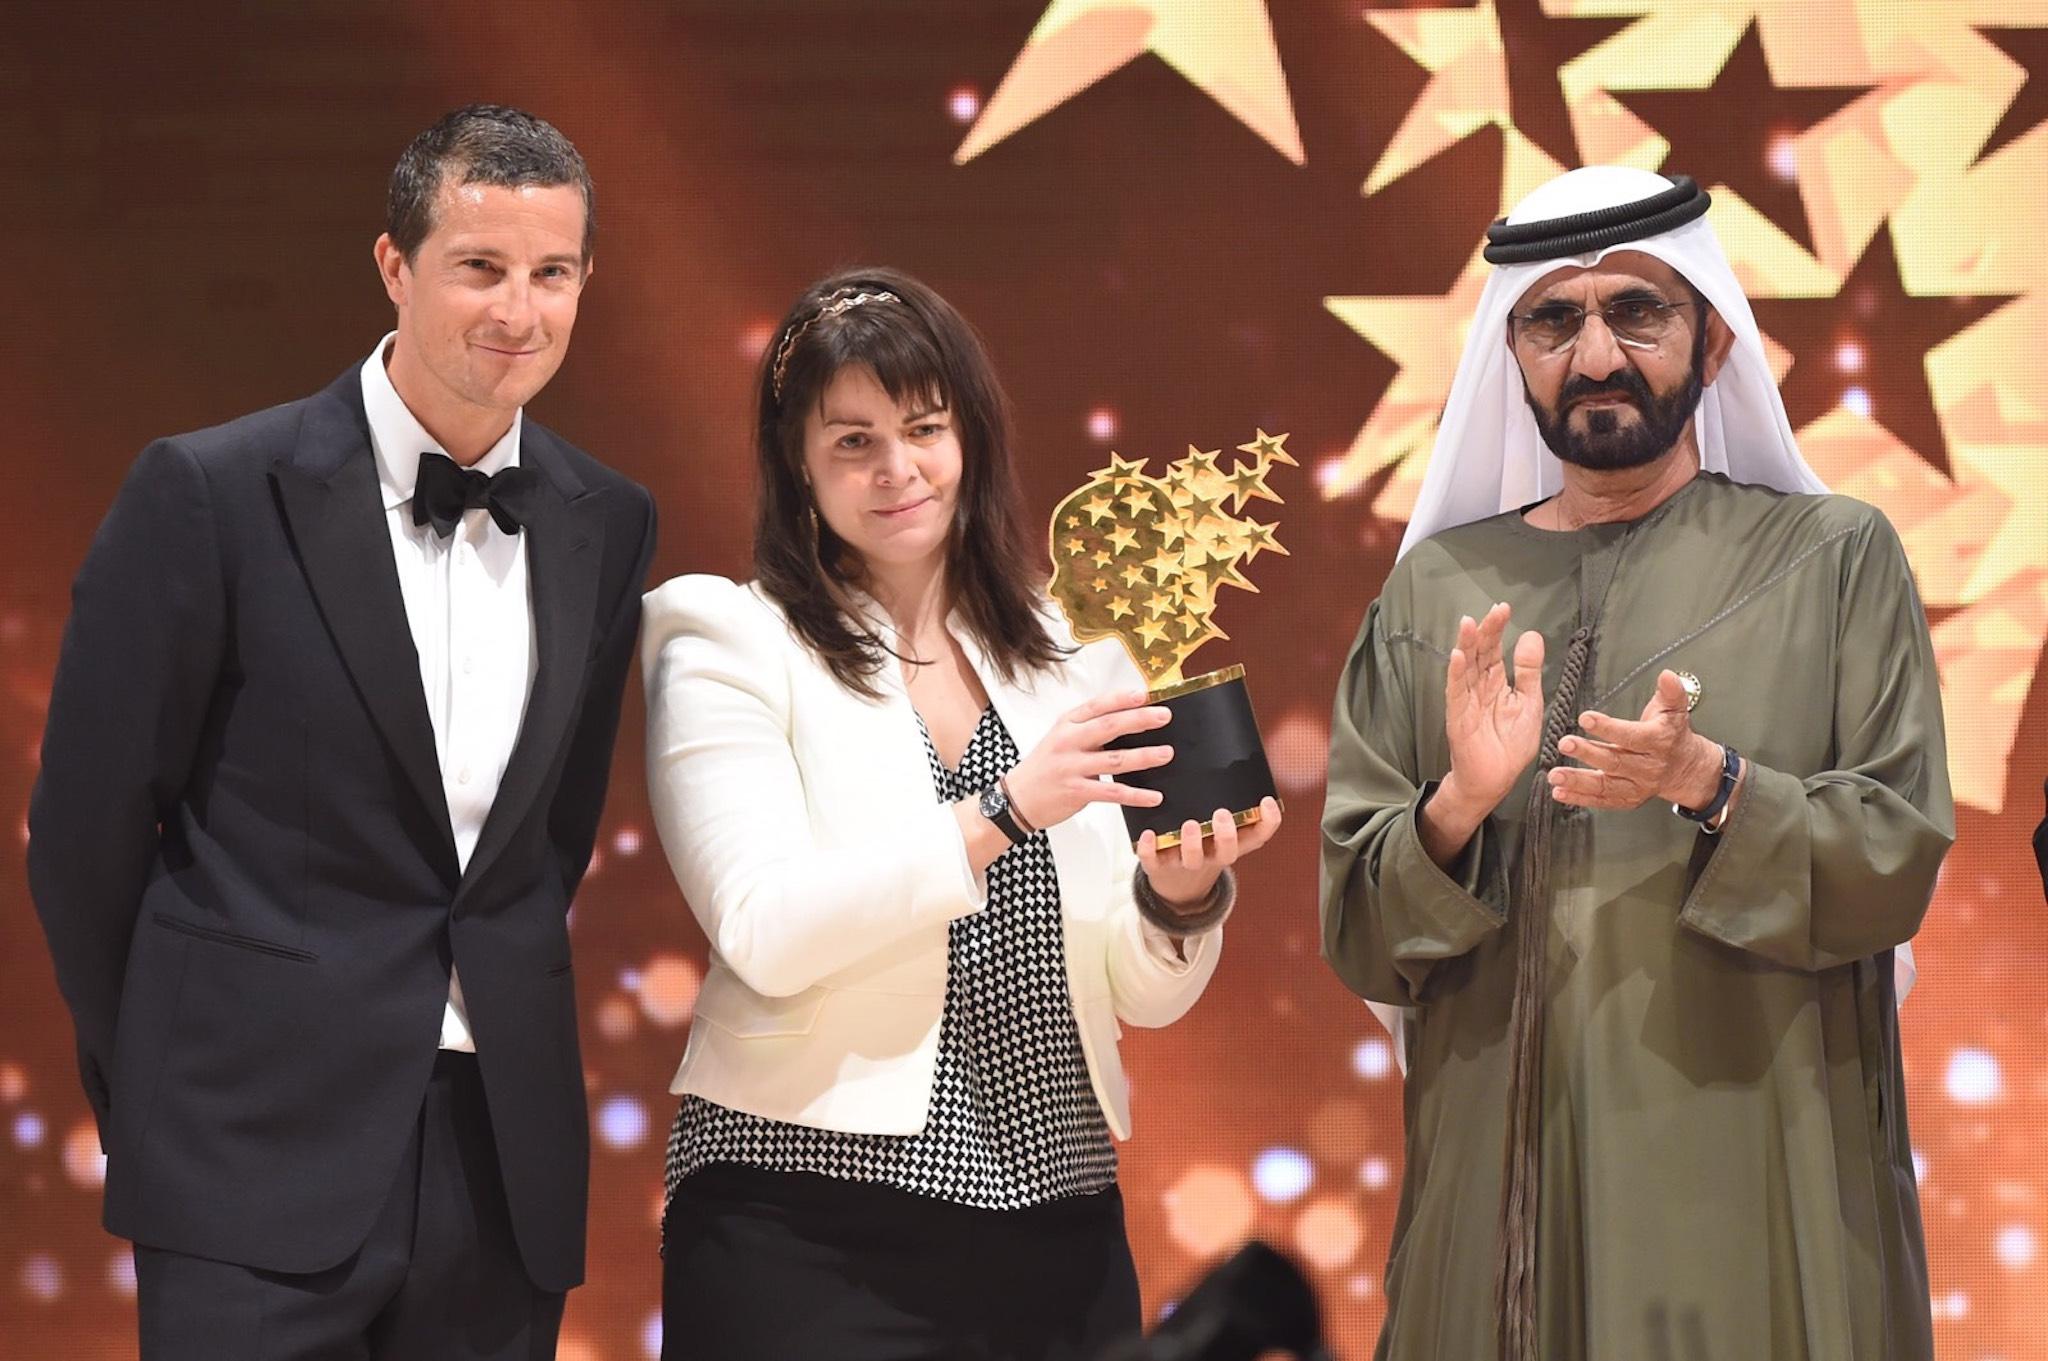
[1507,297,1698,356]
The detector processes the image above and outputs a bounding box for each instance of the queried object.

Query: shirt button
[457,767,473,785]
[462,656,475,675]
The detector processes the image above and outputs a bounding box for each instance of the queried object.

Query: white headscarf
[1367,166,1912,1062]
[1398,165,1826,557]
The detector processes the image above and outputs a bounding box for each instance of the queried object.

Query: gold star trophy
[1048,430,1293,848]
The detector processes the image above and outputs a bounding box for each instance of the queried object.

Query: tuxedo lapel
[271,371,459,877]
[458,428,605,897]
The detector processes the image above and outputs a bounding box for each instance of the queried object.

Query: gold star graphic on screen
[1362,0,1633,198]
[954,0,1304,166]
[952,1,2048,811]
[1048,434,1292,685]
[1323,247,1494,515]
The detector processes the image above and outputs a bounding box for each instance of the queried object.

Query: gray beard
[1525,363,1705,471]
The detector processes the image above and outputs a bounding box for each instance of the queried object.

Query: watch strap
[1673,744,1741,829]
[998,774,1036,836]
[981,784,1028,846]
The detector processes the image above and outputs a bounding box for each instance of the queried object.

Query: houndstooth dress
[664,704,1118,1211]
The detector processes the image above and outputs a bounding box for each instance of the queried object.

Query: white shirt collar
[360,332,524,513]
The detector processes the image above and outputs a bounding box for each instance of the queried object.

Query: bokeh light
[62,1120,105,1188]
[1947,1048,2003,1107]
[597,993,638,1042]
[1293,1195,1367,1272]
[1252,1147,1315,1205]
[739,320,777,361]
[1994,1224,2035,1270]
[1316,455,1348,497]
[1162,1165,1255,1259]
[1351,1037,1393,1082]
[596,1096,649,1151]
[1767,131,1802,182]
[634,954,702,1029]
[1266,709,1331,797]
[21,1254,62,1303]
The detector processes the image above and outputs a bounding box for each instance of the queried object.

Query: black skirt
[661,1162,1142,1361]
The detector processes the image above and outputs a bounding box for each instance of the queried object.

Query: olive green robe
[1320,474,1953,1361]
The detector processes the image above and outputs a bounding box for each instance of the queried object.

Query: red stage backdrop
[2,3,2045,1357]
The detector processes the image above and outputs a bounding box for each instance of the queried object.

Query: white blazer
[639,575,1222,1139]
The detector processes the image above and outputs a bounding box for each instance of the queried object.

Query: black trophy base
[1105,665,1279,849]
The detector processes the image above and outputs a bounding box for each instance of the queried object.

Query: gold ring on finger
[1676,670,1702,712]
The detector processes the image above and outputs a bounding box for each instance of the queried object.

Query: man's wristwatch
[979,781,1029,846]
[1673,743,1742,833]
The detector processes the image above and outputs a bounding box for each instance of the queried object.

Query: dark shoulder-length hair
[753,267,1064,698]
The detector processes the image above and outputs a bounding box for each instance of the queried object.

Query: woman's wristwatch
[979,777,1034,846]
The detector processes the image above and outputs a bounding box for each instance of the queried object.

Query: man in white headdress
[1318,167,1952,1361]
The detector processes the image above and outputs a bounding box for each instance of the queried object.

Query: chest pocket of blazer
[692,967,827,1038]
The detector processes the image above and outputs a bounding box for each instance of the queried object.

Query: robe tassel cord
[1495,622,1593,1361]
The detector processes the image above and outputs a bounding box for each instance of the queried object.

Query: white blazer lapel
[950,614,1119,928]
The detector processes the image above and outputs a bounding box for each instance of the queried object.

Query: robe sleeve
[1678,511,1955,969]
[1320,601,1510,1006]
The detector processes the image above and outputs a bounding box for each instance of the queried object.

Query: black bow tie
[411,451,542,538]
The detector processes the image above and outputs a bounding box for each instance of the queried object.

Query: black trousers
[662,1163,1143,1361]
[133,1052,564,1361]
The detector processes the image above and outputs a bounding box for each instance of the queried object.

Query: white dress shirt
[360,334,537,1051]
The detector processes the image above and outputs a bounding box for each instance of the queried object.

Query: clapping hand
[1548,669,1721,811]
[1440,602,1546,816]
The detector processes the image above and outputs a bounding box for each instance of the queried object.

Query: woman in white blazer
[641,269,1281,1360]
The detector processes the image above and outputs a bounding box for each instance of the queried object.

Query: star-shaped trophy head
[1048,430,1294,687]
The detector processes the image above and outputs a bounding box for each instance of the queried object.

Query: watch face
[980,786,1006,818]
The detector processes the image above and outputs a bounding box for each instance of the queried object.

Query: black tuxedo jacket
[27,367,656,1291]
[2036,779,2047,901]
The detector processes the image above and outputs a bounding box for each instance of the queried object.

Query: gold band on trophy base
[1048,434,1294,848]
[1151,803,1273,853]
[1146,663,1246,704]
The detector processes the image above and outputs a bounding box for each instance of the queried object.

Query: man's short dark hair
[387,104,595,263]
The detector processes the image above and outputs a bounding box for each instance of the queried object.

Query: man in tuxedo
[28,104,656,1358]
[2036,780,2047,900]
